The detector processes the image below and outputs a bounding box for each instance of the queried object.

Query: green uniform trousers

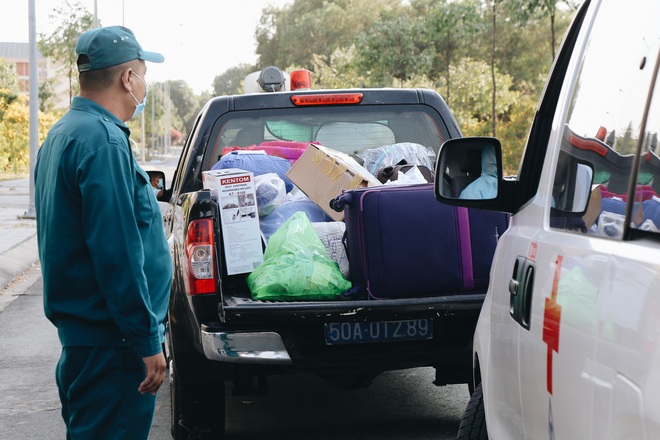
[56,346,157,440]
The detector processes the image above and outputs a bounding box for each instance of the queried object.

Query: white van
[434,0,660,438]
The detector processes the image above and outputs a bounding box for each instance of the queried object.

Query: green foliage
[11,0,576,177]
[356,15,435,85]
[38,0,94,105]
[413,0,482,99]
[126,81,183,157]
[497,93,537,174]
[255,0,400,69]
[251,0,575,171]
[167,79,200,135]
[0,94,58,174]
[0,58,20,96]
[445,57,520,135]
[0,64,31,174]
[38,79,56,113]
[0,58,19,121]
[310,46,367,89]
[213,64,255,96]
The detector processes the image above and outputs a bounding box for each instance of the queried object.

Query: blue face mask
[129,72,148,119]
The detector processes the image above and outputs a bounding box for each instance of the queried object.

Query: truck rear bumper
[201,329,293,365]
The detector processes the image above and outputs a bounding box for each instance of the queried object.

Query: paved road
[0,269,469,439]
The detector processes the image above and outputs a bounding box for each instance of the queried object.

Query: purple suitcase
[334,184,508,299]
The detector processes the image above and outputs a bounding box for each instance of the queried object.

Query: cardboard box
[202,169,263,275]
[582,184,602,229]
[286,143,381,221]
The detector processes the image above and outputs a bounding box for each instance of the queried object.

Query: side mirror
[146,170,166,201]
[435,137,503,202]
[568,163,593,213]
[551,154,594,215]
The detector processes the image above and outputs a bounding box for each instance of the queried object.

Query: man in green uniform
[34,26,172,439]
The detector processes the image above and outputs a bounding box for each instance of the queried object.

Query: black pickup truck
[152,69,496,439]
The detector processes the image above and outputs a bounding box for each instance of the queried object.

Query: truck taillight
[185,218,216,295]
[290,69,312,91]
[291,93,363,106]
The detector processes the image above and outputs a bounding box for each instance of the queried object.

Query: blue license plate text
[325,319,433,345]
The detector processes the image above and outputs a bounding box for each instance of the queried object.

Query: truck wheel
[170,362,225,439]
[457,382,488,440]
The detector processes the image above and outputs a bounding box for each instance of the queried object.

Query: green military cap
[75,25,164,72]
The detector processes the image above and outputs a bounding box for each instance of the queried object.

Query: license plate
[325,319,433,345]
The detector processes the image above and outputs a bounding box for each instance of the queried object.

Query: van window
[549,0,660,238]
[635,76,660,235]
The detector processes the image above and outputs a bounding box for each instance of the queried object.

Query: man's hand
[138,352,167,395]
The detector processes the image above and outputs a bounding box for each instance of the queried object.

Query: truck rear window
[203,106,449,172]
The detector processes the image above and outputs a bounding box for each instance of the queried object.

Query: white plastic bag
[358,142,436,176]
[597,211,624,237]
[383,165,428,185]
[312,222,349,278]
[255,173,288,217]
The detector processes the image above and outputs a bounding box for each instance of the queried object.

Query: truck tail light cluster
[185,218,216,295]
[291,93,364,106]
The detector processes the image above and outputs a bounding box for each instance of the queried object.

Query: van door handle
[510,256,535,330]
[509,278,519,296]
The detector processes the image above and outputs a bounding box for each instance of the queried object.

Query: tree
[255,0,400,69]
[356,15,435,86]
[167,80,202,136]
[444,57,520,138]
[310,46,367,89]
[497,93,536,173]
[127,81,173,158]
[412,0,481,104]
[0,58,19,95]
[0,94,58,174]
[489,0,499,137]
[0,58,20,122]
[38,79,56,113]
[38,0,94,105]
[213,64,254,96]
[216,0,580,165]
[494,15,553,97]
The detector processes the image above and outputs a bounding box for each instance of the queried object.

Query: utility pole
[163,81,172,154]
[24,0,38,219]
[141,112,146,163]
[151,85,155,156]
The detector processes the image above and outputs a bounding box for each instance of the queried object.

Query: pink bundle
[222,141,311,165]
[600,184,657,202]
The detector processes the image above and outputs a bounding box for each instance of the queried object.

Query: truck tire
[170,361,225,439]
[457,382,488,440]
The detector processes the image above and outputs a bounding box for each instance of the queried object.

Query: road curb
[0,233,39,292]
[0,263,41,313]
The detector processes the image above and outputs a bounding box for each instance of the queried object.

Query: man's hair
[78,57,143,91]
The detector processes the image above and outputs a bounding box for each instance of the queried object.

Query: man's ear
[120,67,134,93]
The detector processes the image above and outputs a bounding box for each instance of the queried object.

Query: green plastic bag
[247,212,351,301]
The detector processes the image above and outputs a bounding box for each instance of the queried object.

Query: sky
[2,0,293,94]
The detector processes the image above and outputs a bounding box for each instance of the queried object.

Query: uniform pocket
[135,167,158,227]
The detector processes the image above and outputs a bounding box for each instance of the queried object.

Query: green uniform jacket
[35,97,172,358]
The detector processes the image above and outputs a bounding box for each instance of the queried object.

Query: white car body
[437,0,660,438]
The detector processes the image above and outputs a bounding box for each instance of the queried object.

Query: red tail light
[291,93,363,106]
[569,133,608,157]
[185,218,216,295]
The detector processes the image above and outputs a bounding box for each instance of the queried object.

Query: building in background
[0,41,69,109]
